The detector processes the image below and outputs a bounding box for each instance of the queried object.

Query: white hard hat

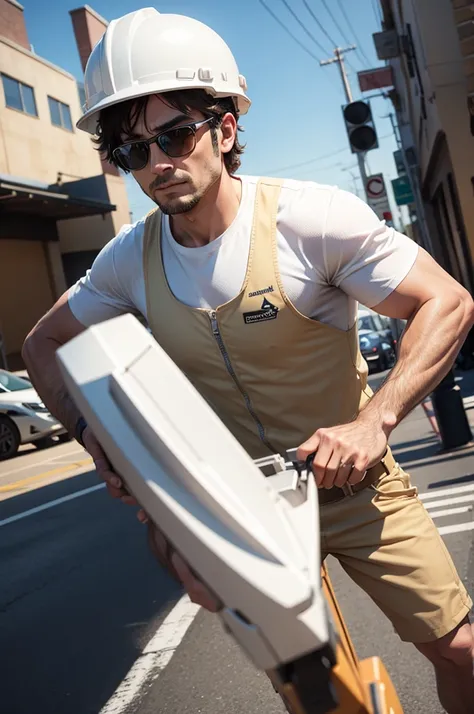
[77,7,251,134]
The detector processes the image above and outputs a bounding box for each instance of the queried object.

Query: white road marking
[0,483,105,527]
[0,447,85,478]
[423,495,474,510]
[418,484,474,500]
[98,595,200,714]
[417,484,474,532]
[437,522,474,535]
[428,506,472,519]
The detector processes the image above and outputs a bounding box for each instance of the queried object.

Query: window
[1,74,37,116]
[48,96,73,131]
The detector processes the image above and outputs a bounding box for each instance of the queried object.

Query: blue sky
[21,0,405,226]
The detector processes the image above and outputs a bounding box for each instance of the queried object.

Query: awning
[0,178,116,220]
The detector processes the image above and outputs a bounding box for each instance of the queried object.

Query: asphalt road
[1,371,473,714]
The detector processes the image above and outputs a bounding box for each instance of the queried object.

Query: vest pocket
[371,466,418,500]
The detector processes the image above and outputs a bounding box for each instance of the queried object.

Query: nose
[148,141,174,174]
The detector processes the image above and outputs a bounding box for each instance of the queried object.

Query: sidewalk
[389,368,474,477]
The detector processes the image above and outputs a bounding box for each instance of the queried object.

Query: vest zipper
[208,310,276,452]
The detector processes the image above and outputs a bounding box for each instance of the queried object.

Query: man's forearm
[360,294,474,434]
[22,332,81,436]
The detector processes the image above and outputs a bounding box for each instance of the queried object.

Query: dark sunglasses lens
[158,126,195,157]
[116,142,149,171]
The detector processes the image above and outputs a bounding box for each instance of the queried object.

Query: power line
[319,0,352,48]
[280,0,330,56]
[371,0,383,25]
[265,132,393,175]
[257,0,324,63]
[320,0,370,69]
[267,146,350,175]
[335,0,372,66]
[298,0,358,75]
[300,0,337,50]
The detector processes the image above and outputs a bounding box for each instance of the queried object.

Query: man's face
[123,95,227,215]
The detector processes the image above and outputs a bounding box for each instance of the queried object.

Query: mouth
[154,181,186,192]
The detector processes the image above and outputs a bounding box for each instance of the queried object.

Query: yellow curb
[0,458,93,493]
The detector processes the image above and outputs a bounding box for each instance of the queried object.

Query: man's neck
[170,173,242,248]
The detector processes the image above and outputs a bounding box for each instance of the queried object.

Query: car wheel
[57,433,72,444]
[377,352,387,372]
[34,436,55,450]
[0,415,21,460]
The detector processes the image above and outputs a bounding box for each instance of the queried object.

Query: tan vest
[143,177,372,459]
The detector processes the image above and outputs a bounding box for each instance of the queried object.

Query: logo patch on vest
[248,285,274,298]
[243,298,279,324]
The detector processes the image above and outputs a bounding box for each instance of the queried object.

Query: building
[0,0,130,369]
[375,0,474,297]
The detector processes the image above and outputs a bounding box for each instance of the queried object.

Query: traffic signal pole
[321,46,369,200]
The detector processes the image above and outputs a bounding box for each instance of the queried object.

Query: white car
[0,370,69,460]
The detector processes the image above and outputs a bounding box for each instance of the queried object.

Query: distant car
[0,370,70,460]
[358,329,396,373]
[358,308,396,346]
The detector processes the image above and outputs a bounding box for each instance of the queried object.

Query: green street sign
[391,175,414,205]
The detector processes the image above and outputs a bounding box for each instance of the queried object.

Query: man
[22,8,473,713]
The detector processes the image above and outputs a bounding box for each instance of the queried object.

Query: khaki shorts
[319,460,473,643]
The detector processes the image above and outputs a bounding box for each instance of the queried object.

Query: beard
[154,191,202,215]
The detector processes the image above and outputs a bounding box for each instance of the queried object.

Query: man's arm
[22,292,86,435]
[358,246,474,429]
[297,246,474,487]
[22,292,128,501]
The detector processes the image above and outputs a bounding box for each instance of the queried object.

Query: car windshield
[358,316,373,332]
[0,370,31,392]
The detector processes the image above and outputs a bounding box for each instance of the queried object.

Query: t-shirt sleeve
[322,188,419,307]
[67,220,144,327]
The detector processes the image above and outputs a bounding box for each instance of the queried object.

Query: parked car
[0,370,70,460]
[358,308,393,344]
[358,328,396,373]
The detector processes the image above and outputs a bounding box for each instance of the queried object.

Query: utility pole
[321,46,368,200]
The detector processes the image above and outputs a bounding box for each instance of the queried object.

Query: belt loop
[342,483,355,497]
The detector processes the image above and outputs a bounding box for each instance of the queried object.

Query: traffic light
[342,101,378,154]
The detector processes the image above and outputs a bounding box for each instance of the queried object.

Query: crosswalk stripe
[424,494,474,510]
[428,506,472,519]
[418,483,474,500]
[437,522,474,535]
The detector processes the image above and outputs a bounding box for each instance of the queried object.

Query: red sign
[358,66,394,93]
[366,175,385,198]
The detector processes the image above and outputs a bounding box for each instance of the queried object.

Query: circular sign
[366,175,385,198]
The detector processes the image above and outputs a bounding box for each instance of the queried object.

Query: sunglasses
[112,118,215,171]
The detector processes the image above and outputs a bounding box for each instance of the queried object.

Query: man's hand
[82,426,140,508]
[296,412,393,489]
[147,522,222,612]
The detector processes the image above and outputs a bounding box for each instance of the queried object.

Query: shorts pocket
[371,465,418,499]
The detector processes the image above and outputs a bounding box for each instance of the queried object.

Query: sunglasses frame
[112,117,215,171]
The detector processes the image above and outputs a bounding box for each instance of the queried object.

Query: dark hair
[94,89,246,174]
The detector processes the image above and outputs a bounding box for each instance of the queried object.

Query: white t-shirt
[68,175,418,331]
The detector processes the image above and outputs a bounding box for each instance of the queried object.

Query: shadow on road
[0,470,183,714]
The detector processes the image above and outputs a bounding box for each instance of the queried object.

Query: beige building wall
[386,0,474,283]
[0,240,54,357]
[0,35,131,255]
[0,36,102,182]
[57,174,132,254]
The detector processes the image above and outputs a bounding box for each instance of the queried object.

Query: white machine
[57,314,339,713]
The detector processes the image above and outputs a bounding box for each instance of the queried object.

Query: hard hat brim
[77,82,251,135]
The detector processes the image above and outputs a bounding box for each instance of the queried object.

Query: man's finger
[348,464,368,485]
[296,432,321,462]
[333,460,355,488]
[319,449,342,489]
[171,553,221,613]
[105,482,128,499]
[311,442,333,486]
